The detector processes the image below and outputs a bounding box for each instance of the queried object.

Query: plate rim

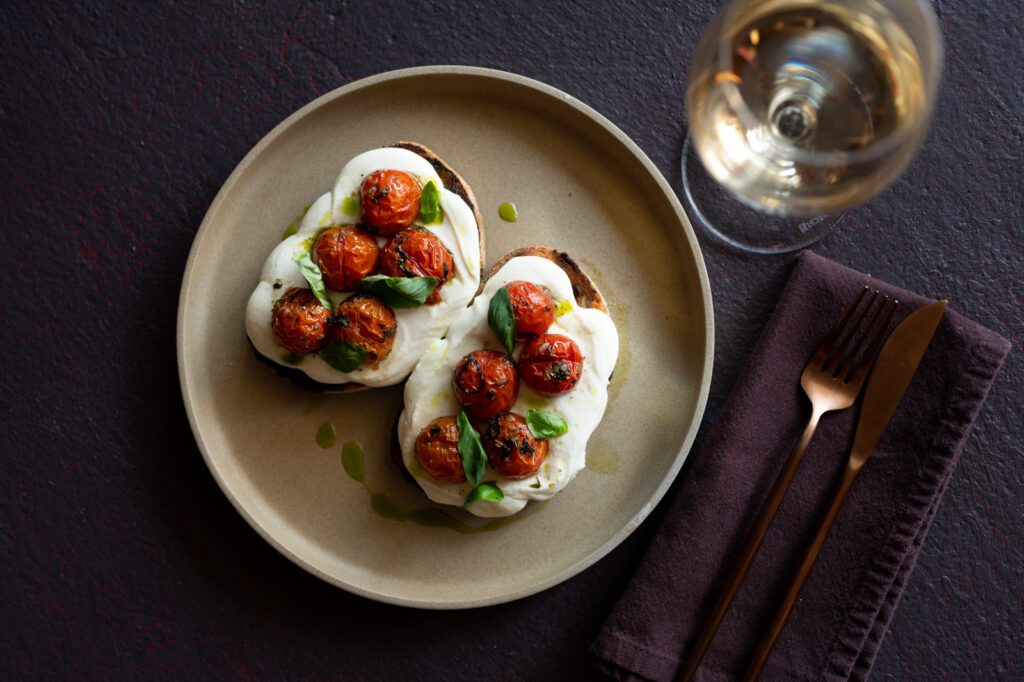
[176,65,715,609]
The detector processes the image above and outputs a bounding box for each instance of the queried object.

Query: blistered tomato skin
[312,225,380,291]
[415,416,466,484]
[271,287,331,354]
[360,170,421,236]
[380,228,455,305]
[505,280,556,339]
[518,334,584,396]
[329,294,398,364]
[452,350,520,421]
[481,413,549,479]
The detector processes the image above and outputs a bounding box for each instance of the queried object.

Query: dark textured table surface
[2,1,1021,679]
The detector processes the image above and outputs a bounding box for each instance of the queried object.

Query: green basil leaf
[418,180,441,224]
[457,409,487,487]
[488,286,516,355]
[356,274,437,309]
[465,482,504,505]
[293,252,333,311]
[320,340,367,373]
[526,408,569,439]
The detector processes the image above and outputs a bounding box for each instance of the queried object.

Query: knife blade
[850,299,947,465]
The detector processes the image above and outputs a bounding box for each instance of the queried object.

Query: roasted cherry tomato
[312,224,379,291]
[380,227,455,305]
[360,169,421,235]
[271,287,331,354]
[481,412,549,479]
[329,294,397,364]
[505,280,555,339]
[452,350,519,421]
[415,416,466,484]
[518,334,584,396]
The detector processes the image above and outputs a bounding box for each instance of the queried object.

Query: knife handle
[677,409,825,682]
[742,462,862,681]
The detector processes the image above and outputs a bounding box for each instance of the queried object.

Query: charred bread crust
[483,247,608,313]
[250,339,366,394]
[256,141,485,394]
[388,140,486,271]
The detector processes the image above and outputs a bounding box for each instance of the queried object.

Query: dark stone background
[2,1,1020,679]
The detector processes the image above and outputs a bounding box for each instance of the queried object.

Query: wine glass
[682,0,943,254]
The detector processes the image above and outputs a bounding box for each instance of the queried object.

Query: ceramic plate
[177,66,713,608]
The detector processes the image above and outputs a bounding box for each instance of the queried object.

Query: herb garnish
[320,340,367,373]
[418,180,442,224]
[465,482,504,505]
[488,286,516,355]
[293,252,333,310]
[457,409,487,487]
[526,409,569,439]
[356,274,437,309]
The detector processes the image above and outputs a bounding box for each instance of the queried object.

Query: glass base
[681,134,844,255]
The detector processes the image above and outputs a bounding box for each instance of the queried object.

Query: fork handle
[676,408,825,682]
[741,463,862,681]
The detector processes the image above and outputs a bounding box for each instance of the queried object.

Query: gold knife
[742,299,948,681]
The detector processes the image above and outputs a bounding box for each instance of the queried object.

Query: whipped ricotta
[245,147,481,387]
[398,256,619,517]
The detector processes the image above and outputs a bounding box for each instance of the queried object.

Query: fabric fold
[591,252,1011,681]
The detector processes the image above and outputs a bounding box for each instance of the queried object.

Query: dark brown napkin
[592,252,1011,681]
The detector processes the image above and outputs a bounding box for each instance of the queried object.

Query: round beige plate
[177,66,713,608]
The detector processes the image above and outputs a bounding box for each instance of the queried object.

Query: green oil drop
[341,441,365,482]
[370,491,404,519]
[315,422,336,449]
[498,202,518,222]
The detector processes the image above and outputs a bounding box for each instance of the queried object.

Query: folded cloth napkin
[592,251,1011,681]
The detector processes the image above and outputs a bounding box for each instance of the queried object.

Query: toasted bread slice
[256,142,485,394]
[390,247,609,479]
[390,141,486,264]
[483,247,608,313]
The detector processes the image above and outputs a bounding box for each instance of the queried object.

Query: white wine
[687,0,935,217]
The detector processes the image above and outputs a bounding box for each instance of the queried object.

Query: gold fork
[677,287,898,682]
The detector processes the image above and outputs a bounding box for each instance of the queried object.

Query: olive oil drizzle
[586,447,620,475]
[338,440,534,534]
[341,441,365,481]
[280,203,312,240]
[607,302,631,403]
[341,195,359,216]
[316,422,337,449]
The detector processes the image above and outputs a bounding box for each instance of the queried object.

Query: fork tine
[834,294,889,380]
[823,289,879,374]
[844,298,899,385]
[813,286,869,369]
